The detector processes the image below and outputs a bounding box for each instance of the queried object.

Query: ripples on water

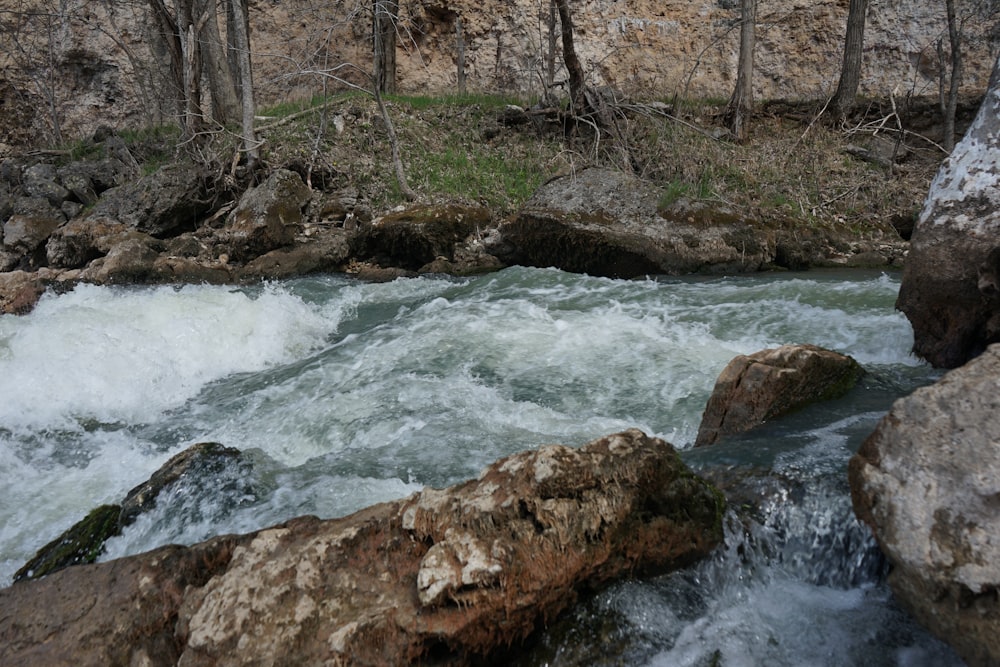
[0,267,961,664]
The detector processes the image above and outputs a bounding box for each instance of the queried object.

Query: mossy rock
[13,504,122,582]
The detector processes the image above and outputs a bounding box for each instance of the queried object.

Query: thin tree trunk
[546,0,556,94]
[228,0,257,166]
[456,17,466,95]
[724,0,756,142]
[943,0,963,152]
[374,0,397,94]
[197,0,240,125]
[374,88,416,200]
[44,12,62,143]
[148,0,185,122]
[555,0,586,117]
[830,0,868,121]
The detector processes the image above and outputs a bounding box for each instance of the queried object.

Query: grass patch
[388,92,528,111]
[409,144,545,210]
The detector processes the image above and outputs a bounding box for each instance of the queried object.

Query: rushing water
[0,266,963,665]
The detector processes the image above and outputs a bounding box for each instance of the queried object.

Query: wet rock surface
[0,429,723,666]
[12,442,247,583]
[695,344,864,447]
[850,344,1000,667]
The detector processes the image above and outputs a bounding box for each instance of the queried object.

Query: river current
[0,266,964,665]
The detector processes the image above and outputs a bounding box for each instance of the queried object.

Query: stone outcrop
[849,344,1000,667]
[0,429,723,666]
[87,162,212,238]
[896,56,1000,368]
[492,168,776,278]
[695,344,864,447]
[493,168,902,279]
[0,154,905,315]
[360,204,491,272]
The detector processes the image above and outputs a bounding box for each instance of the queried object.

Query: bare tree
[724,0,756,142]
[941,0,964,152]
[554,0,586,117]
[371,0,414,198]
[228,0,257,166]
[373,0,397,94]
[197,0,240,125]
[830,0,868,121]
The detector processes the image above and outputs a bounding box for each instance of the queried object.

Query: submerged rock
[849,344,1000,667]
[0,429,723,665]
[695,344,864,447]
[12,505,122,582]
[12,442,246,584]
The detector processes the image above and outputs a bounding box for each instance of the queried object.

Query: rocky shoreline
[0,140,910,316]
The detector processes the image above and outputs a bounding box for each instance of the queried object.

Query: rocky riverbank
[1,94,930,315]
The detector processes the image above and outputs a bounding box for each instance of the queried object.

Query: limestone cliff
[0,0,995,147]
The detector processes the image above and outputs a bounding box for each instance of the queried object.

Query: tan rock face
[0,429,723,666]
[849,344,1000,667]
[0,0,993,144]
[695,343,864,446]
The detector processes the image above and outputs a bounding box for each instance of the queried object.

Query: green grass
[407,142,545,210]
[388,92,529,111]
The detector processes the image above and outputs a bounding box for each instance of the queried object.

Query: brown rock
[0,270,47,314]
[849,344,1000,667]
[83,238,160,284]
[238,229,353,280]
[0,429,723,666]
[152,256,233,284]
[695,344,864,447]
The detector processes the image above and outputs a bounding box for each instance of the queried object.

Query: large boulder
[86,162,211,237]
[21,163,70,207]
[695,344,864,447]
[45,216,132,269]
[218,168,311,263]
[896,57,1000,368]
[360,204,492,271]
[2,201,64,266]
[492,167,776,278]
[849,344,1000,667]
[238,228,354,280]
[80,237,161,284]
[0,429,723,666]
[0,270,50,313]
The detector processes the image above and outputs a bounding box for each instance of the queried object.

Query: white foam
[0,283,337,430]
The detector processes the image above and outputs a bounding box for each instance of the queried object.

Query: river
[0,266,964,665]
